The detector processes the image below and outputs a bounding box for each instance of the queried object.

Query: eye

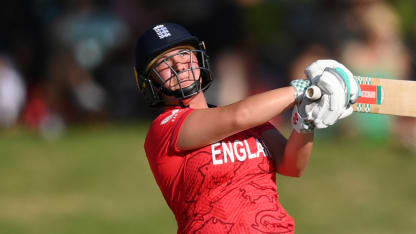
[179,50,190,57]
[156,59,172,70]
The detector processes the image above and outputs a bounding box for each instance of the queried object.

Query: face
[150,47,201,91]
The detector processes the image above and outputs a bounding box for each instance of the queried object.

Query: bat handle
[305,85,322,101]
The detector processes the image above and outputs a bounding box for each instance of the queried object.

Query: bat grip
[305,85,322,101]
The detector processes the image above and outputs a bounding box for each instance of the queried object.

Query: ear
[141,77,162,106]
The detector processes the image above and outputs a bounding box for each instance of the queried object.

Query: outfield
[0,123,415,234]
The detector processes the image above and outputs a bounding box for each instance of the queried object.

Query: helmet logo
[153,25,171,39]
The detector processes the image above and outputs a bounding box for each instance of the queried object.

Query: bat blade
[353,76,416,117]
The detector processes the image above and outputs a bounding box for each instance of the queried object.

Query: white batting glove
[305,60,360,103]
[291,97,316,133]
[304,60,361,128]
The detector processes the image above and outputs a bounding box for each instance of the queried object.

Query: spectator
[0,55,26,128]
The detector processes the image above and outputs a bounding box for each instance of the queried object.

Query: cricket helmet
[134,23,213,107]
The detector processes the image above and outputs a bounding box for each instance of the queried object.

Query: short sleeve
[145,108,194,156]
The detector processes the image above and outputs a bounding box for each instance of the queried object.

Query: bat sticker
[356,84,384,105]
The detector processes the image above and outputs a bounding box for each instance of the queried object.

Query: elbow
[291,163,309,177]
[292,168,306,178]
[278,168,305,178]
[276,163,308,178]
[277,149,312,178]
[293,164,309,177]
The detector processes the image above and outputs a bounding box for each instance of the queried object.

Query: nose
[173,60,187,72]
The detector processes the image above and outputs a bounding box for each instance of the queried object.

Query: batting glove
[304,60,361,128]
[291,97,316,133]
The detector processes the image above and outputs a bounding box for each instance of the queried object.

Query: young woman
[134,23,359,233]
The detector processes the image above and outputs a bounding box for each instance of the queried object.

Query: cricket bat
[305,76,416,117]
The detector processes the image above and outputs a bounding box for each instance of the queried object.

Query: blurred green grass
[0,123,416,234]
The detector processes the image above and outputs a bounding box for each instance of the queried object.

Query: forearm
[178,86,297,150]
[229,86,296,129]
[276,130,314,177]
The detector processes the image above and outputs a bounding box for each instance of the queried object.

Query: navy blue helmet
[134,23,213,107]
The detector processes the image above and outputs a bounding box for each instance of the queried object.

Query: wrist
[290,79,311,103]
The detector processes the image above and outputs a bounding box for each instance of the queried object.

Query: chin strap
[161,79,200,98]
[174,101,215,109]
[179,99,187,108]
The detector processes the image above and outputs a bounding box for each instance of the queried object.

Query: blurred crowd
[1,0,416,148]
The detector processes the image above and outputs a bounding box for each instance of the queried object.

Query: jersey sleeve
[146,108,194,155]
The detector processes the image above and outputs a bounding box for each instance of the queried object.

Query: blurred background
[2,0,416,233]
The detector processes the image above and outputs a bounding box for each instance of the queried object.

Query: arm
[178,86,296,150]
[178,59,355,152]
[261,128,314,177]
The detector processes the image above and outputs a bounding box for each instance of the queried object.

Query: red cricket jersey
[144,107,295,233]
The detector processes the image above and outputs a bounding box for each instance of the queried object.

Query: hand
[291,97,316,133]
[304,60,360,128]
[305,59,360,103]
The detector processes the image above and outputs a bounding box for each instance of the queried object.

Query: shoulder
[150,108,193,131]
[145,108,194,153]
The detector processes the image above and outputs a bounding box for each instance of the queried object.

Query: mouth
[169,69,200,90]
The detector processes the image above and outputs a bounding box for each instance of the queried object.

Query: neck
[186,92,209,109]
[164,92,209,109]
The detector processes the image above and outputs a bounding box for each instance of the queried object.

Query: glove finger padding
[306,59,360,104]
[318,70,349,109]
[305,59,345,81]
[311,94,330,129]
[326,61,359,102]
